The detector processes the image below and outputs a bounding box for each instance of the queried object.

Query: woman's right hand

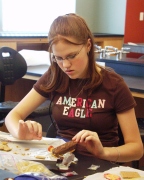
[72,130,105,158]
[17,120,42,140]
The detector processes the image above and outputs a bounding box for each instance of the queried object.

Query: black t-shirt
[34,68,136,155]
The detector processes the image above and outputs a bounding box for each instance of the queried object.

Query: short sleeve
[33,71,50,98]
[114,77,136,113]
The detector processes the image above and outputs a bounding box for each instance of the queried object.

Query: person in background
[5,13,143,163]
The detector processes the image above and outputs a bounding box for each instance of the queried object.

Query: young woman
[5,13,143,163]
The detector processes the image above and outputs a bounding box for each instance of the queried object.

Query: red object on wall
[124,0,144,58]
[124,0,144,43]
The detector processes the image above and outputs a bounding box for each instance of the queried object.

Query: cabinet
[94,36,124,50]
[0,34,124,51]
[93,33,124,50]
[0,37,48,51]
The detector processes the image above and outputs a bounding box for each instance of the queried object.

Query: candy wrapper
[61,171,78,177]
[48,146,76,171]
[87,164,100,171]
[56,152,75,170]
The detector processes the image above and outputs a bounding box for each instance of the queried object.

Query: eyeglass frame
[52,44,84,63]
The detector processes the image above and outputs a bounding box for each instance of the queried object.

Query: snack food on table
[48,145,54,152]
[35,155,46,159]
[16,160,53,175]
[104,173,121,180]
[51,140,77,157]
[0,142,12,151]
[120,171,141,179]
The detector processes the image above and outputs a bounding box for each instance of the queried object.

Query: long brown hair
[41,13,103,95]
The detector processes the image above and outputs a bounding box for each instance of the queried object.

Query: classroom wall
[76,0,126,34]
[76,0,96,32]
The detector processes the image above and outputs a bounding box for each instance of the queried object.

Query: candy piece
[104,173,121,180]
[48,145,54,152]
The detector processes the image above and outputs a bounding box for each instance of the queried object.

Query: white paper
[0,132,53,144]
[0,138,65,161]
[83,166,144,180]
[0,131,65,161]
[19,49,51,66]
[0,132,78,162]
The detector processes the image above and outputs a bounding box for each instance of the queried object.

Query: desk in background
[25,65,49,80]
[123,43,144,54]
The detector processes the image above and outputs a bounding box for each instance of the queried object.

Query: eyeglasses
[52,45,84,63]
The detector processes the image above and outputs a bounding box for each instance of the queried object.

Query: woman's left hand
[72,130,105,157]
[17,120,42,140]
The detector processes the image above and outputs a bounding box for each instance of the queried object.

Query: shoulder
[102,67,123,80]
[33,70,50,98]
[101,67,124,87]
[100,67,133,98]
[35,70,49,85]
[99,67,136,112]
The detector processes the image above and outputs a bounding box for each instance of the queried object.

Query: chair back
[0,47,27,85]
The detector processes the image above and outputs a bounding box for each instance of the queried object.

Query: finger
[73,130,98,144]
[79,131,92,142]
[19,119,24,124]
[72,130,85,141]
[73,130,89,142]
[33,122,42,138]
[84,135,97,144]
[18,120,30,139]
[18,120,27,130]
[25,120,35,133]
[27,121,42,138]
